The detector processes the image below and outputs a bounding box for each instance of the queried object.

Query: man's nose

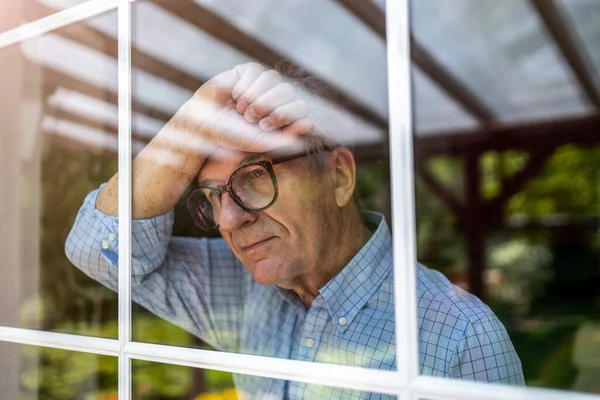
[218,192,256,232]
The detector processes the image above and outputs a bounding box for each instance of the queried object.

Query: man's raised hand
[170,62,314,154]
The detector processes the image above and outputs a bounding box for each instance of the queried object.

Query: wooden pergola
[26,0,600,299]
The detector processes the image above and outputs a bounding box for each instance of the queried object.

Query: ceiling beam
[416,112,600,156]
[336,0,386,38]
[45,105,150,144]
[42,67,172,123]
[353,112,600,161]
[151,0,388,130]
[29,3,206,94]
[336,0,496,123]
[411,41,496,122]
[530,0,600,109]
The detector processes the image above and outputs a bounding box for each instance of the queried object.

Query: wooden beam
[416,161,465,217]
[353,112,600,161]
[416,113,600,156]
[335,0,496,122]
[463,151,486,299]
[351,142,388,164]
[411,40,496,122]
[45,106,150,144]
[28,3,206,94]
[152,0,388,130]
[42,67,172,123]
[530,0,600,108]
[336,0,386,38]
[484,147,555,218]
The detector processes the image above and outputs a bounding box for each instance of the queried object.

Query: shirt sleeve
[64,185,254,351]
[448,315,525,385]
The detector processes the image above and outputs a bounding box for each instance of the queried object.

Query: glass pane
[411,0,591,123]
[192,0,389,120]
[412,1,600,393]
[0,0,93,34]
[132,359,392,399]
[0,10,119,337]
[558,0,600,90]
[412,67,479,135]
[0,342,117,399]
[125,0,395,371]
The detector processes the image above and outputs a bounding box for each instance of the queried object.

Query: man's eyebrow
[238,153,265,166]
[197,153,266,186]
[198,178,217,187]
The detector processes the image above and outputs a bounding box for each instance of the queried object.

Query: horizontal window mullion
[411,376,600,400]
[0,0,118,50]
[0,326,120,356]
[125,341,401,395]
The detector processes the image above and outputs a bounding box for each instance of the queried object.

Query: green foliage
[355,161,389,214]
[134,360,193,399]
[19,345,117,400]
[508,145,600,216]
[418,144,600,391]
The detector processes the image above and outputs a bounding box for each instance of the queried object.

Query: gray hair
[276,60,346,174]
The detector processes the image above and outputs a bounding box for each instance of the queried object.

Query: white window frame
[0,1,598,399]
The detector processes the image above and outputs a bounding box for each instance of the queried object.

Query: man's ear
[331,147,357,208]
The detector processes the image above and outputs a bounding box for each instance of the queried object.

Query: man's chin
[245,258,286,286]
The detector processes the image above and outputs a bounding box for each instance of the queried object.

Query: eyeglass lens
[188,164,276,230]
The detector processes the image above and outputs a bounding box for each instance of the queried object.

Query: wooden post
[463,151,486,300]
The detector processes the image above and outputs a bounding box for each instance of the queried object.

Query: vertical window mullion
[385,0,420,396]
[117,0,132,399]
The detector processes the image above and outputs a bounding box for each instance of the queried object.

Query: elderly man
[66,63,524,399]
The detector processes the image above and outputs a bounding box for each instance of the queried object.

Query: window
[1,0,598,399]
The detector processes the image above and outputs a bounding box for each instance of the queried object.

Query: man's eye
[251,169,267,178]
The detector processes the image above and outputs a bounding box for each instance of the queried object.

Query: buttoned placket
[294,295,329,362]
[285,295,332,400]
[101,232,117,249]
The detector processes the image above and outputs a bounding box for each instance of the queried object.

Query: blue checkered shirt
[66,187,525,399]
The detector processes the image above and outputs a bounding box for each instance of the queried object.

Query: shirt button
[305,338,314,348]
[108,233,116,242]
[338,317,347,326]
[101,240,110,249]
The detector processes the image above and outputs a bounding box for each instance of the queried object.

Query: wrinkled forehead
[197,147,264,184]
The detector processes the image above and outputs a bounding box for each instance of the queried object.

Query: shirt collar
[319,211,392,333]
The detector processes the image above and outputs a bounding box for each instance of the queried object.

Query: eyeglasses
[187,151,309,231]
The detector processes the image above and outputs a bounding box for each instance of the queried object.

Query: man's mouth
[240,237,275,251]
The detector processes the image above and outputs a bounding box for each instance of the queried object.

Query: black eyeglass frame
[187,151,310,231]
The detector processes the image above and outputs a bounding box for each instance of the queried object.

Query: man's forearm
[95,118,208,219]
[95,62,312,218]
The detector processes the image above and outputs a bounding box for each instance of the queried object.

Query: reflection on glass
[0,342,117,399]
[0,1,91,34]
[411,0,600,393]
[0,10,118,337]
[121,0,394,372]
[133,359,391,400]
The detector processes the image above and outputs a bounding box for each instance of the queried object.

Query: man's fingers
[232,63,264,102]
[237,70,282,119]
[258,100,309,131]
[207,68,242,94]
[282,118,315,136]
[209,109,301,153]
[246,83,297,124]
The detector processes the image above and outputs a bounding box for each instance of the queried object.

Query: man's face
[198,148,338,287]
